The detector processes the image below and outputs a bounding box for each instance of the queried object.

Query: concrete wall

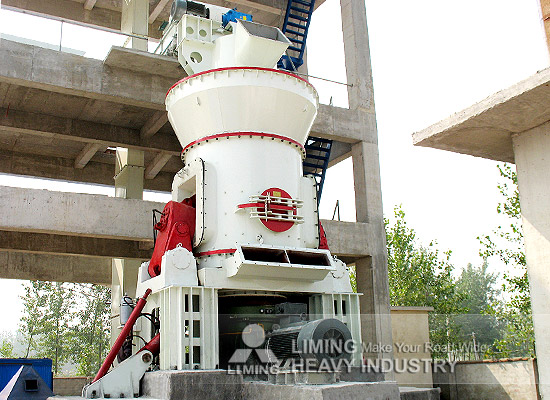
[53,377,92,396]
[433,359,539,400]
[390,307,434,388]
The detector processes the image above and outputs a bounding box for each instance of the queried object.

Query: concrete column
[512,124,550,399]
[340,0,375,111]
[351,143,393,364]
[540,0,550,55]
[121,0,149,51]
[111,148,145,347]
[340,0,394,364]
[111,0,149,345]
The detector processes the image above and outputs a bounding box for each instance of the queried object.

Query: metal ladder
[303,137,332,202]
[278,0,316,71]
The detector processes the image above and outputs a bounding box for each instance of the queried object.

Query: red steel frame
[92,289,152,383]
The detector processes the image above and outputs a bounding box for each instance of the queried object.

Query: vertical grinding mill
[84,2,363,397]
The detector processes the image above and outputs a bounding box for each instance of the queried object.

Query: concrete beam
[328,141,352,167]
[312,105,369,143]
[0,186,371,259]
[0,230,152,260]
[0,40,364,144]
[141,110,169,139]
[0,250,111,284]
[83,0,97,11]
[149,0,171,23]
[74,143,102,169]
[0,39,174,110]
[0,186,163,240]
[413,67,550,163]
[104,47,184,80]
[0,149,174,192]
[0,107,181,155]
[145,152,173,179]
[320,219,371,259]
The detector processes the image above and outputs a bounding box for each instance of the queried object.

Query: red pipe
[93,289,152,383]
[139,333,160,356]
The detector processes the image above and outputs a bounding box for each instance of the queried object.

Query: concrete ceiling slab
[413,67,550,163]
[2,0,312,37]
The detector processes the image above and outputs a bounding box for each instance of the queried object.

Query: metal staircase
[277,0,333,202]
[303,137,332,202]
[277,0,316,71]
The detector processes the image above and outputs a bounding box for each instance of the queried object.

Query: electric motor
[170,0,208,22]
[266,318,353,365]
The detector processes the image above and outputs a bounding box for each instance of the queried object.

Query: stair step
[286,29,306,37]
[305,154,329,161]
[290,6,310,14]
[288,45,302,52]
[292,0,313,7]
[303,162,325,169]
[307,136,332,144]
[305,145,330,152]
[287,21,307,29]
[289,37,305,45]
[288,13,308,22]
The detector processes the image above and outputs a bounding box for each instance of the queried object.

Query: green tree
[19,281,50,358]
[69,284,111,376]
[19,281,112,375]
[385,205,466,358]
[454,261,503,354]
[34,282,76,374]
[20,281,76,374]
[0,333,15,358]
[478,163,534,357]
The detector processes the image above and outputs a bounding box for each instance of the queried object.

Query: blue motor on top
[222,9,253,27]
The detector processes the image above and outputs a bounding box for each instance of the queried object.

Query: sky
[0,0,549,333]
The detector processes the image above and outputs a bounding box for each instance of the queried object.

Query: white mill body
[165,67,320,268]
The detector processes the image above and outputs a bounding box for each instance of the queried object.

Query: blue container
[0,359,53,391]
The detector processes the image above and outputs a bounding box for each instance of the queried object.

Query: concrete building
[413,1,550,395]
[0,0,393,373]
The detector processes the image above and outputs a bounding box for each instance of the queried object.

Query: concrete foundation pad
[141,370,403,400]
[244,380,401,399]
[399,387,441,400]
[141,370,244,400]
[48,371,441,400]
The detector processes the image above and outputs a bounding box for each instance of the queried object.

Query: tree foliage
[479,163,534,357]
[454,262,503,354]
[19,281,50,358]
[0,332,15,358]
[34,282,75,374]
[19,281,111,375]
[385,205,467,358]
[68,284,111,376]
